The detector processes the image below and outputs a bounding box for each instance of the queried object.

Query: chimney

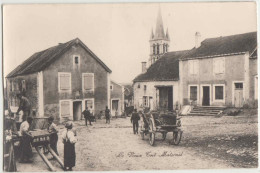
[141,62,147,73]
[195,32,201,48]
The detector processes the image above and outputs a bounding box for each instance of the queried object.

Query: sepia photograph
[2,2,258,172]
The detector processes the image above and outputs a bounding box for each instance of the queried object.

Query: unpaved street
[16,110,258,171]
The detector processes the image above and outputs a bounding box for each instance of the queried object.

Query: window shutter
[189,61,193,74]
[60,74,70,90]
[194,61,198,74]
[139,98,143,107]
[221,58,225,73]
[84,74,93,90]
[61,101,70,117]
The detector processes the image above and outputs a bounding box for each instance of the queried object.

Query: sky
[3,2,257,84]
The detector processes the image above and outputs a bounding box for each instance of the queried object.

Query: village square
[3,2,258,172]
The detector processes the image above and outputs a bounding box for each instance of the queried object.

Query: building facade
[6,38,112,121]
[179,32,257,107]
[133,51,188,111]
[110,81,124,117]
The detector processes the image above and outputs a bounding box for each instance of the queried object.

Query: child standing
[47,116,59,156]
[62,122,77,171]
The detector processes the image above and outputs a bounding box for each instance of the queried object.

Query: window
[10,81,13,91]
[73,55,80,65]
[82,73,94,91]
[22,80,26,91]
[153,44,156,55]
[58,73,71,92]
[60,100,71,117]
[143,96,149,107]
[157,44,160,54]
[215,86,224,100]
[110,85,113,91]
[213,84,225,102]
[144,85,147,90]
[190,86,198,101]
[213,57,225,74]
[137,84,140,88]
[235,83,243,89]
[189,60,199,75]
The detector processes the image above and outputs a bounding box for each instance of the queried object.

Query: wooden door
[202,86,210,106]
[234,89,243,107]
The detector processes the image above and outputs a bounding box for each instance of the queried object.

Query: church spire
[150,28,154,40]
[154,7,166,39]
[166,28,170,40]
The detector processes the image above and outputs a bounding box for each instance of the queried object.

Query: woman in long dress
[62,122,77,171]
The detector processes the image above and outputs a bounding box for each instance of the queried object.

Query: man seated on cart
[19,116,33,163]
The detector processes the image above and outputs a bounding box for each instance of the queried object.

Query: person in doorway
[131,109,140,134]
[62,122,77,171]
[16,94,31,122]
[105,106,110,124]
[47,116,59,156]
[19,116,33,163]
[82,107,92,126]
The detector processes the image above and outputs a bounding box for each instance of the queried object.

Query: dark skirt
[20,136,33,160]
[64,141,75,168]
[50,133,58,155]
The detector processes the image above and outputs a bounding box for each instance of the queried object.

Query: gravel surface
[16,109,258,171]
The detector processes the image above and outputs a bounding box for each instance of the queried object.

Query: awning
[154,85,173,88]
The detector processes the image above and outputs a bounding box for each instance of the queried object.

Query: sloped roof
[7,38,112,78]
[181,31,257,60]
[133,50,189,82]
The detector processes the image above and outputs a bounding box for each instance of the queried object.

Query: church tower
[149,8,170,66]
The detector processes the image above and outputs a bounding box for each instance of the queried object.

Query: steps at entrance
[187,106,226,116]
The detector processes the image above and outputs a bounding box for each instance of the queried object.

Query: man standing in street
[131,109,140,134]
[105,106,110,124]
[16,94,31,122]
[82,107,92,126]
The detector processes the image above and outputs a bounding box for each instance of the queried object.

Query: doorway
[158,86,173,111]
[111,99,119,117]
[234,82,243,107]
[202,86,210,106]
[73,101,82,121]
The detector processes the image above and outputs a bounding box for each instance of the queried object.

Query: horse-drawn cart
[140,111,183,146]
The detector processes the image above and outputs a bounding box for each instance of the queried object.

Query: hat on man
[65,122,73,129]
[48,116,54,122]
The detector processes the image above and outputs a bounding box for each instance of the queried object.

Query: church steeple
[148,7,170,66]
[154,7,166,39]
[150,28,154,40]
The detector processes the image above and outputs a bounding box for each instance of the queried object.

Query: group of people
[7,94,77,171]
[82,106,112,126]
[18,115,77,171]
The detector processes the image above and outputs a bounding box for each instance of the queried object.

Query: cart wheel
[140,132,144,140]
[162,132,167,141]
[172,130,182,145]
[149,133,155,146]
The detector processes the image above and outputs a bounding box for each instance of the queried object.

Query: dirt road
[16,110,257,171]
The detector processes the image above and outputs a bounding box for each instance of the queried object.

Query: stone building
[110,80,124,117]
[6,38,112,121]
[179,32,257,107]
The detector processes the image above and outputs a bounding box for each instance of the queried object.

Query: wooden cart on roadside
[140,111,183,146]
